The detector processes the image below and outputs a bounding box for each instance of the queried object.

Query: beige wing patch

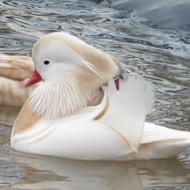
[12,100,41,135]
[0,55,35,106]
[0,55,34,81]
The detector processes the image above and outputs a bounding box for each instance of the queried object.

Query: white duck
[11,32,190,161]
[0,54,35,107]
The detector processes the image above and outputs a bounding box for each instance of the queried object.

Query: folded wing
[102,76,155,152]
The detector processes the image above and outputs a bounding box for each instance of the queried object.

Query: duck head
[25,32,120,119]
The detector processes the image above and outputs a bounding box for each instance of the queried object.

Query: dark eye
[44,60,50,65]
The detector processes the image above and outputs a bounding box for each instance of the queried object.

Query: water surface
[0,0,190,189]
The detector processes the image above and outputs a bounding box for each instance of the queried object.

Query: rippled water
[0,0,190,189]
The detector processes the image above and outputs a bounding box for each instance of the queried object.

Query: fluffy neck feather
[28,75,89,119]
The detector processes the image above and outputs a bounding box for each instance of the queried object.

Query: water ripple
[0,0,190,189]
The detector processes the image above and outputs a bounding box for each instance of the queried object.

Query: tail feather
[143,123,190,144]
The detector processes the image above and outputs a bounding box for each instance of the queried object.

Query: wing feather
[0,54,34,81]
[101,75,155,152]
[142,122,190,144]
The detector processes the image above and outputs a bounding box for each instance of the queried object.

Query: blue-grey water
[0,0,190,189]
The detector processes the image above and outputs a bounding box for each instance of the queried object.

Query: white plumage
[8,32,190,160]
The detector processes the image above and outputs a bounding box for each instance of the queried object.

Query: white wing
[101,75,155,152]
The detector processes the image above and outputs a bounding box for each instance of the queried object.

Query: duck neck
[28,76,92,119]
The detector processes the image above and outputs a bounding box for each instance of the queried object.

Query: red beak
[25,70,42,87]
